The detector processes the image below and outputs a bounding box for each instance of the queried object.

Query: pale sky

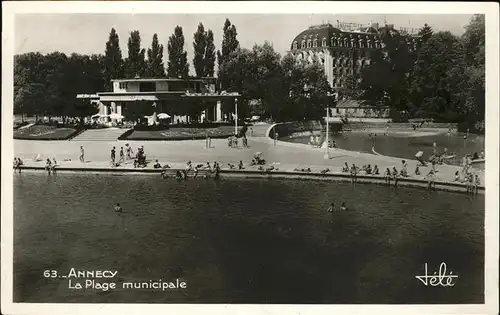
[15,14,474,74]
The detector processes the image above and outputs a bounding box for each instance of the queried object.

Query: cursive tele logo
[415,262,458,287]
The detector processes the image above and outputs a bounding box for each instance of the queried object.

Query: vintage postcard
[2,1,499,315]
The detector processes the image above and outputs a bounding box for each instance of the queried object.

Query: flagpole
[234,98,238,135]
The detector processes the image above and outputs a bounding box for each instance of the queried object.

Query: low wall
[345,122,458,130]
[271,121,342,139]
[15,166,484,195]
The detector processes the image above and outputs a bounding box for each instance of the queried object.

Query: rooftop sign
[336,20,370,31]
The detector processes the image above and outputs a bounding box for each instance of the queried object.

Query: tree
[460,14,485,132]
[342,73,363,100]
[462,14,485,68]
[103,28,123,91]
[408,31,466,121]
[193,23,207,77]
[280,54,332,121]
[217,19,240,89]
[124,30,146,78]
[359,28,416,118]
[418,23,434,44]
[14,83,46,121]
[145,34,166,78]
[167,26,189,78]
[204,30,216,77]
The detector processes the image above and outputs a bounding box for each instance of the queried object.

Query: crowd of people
[159,160,222,180]
[228,134,249,148]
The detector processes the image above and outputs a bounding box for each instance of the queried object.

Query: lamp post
[234,98,238,135]
[324,101,330,160]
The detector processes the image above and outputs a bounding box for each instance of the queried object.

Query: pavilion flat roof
[111,78,206,83]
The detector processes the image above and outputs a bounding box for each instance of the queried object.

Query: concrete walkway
[13,125,484,193]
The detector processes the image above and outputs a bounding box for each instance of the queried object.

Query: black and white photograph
[2,2,499,315]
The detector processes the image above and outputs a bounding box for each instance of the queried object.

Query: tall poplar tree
[217,19,240,89]
[167,26,189,78]
[146,33,166,77]
[193,23,207,77]
[204,30,216,77]
[124,30,146,78]
[103,28,123,91]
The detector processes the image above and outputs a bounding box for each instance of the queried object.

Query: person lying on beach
[162,164,171,169]
[153,160,162,169]
[258,166,265,171]
[63,158,72,161]
[320,168,330,174]
[293,167,311,173]
[228,163,236,170]
[196,163,204,169]
[34,154,43,162]
[373,165,380,175]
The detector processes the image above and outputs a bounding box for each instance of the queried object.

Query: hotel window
[301,40,306,49]
[307,40,312,48]
[293,41,298,49]
[313,39,318,48]
[322,38,327,47]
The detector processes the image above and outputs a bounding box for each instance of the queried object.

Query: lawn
[125,126,243,141]
[14,125,80,140]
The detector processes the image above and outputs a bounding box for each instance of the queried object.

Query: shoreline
[14,166,484,195]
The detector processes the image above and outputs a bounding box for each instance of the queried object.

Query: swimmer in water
[340,202,347,211]
[114,203,122,213]
[327,202,335,213]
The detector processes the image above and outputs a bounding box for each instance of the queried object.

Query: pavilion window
[322,38,327,47]
[293,41,298,49]
[313,39,318,48]
[307,40,312,48]
[301,40,306,49]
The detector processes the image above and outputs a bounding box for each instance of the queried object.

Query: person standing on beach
[126,144,133,160]
[111,147,116,166]
[79,146,85,163]
[118,147,125,164]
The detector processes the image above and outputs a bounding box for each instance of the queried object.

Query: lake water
[14,173,484,304]
[286,132,485,170]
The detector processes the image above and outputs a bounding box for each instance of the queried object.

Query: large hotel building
[289,21,421,101]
